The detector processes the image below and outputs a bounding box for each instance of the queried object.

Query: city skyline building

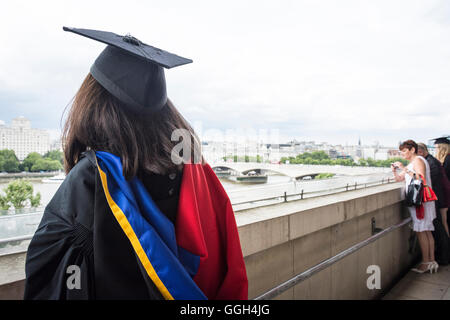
[200,137,404,164]
[0,116,50,161]
[0,115,422,164]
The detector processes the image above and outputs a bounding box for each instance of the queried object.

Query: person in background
[417,143,449,237]
[433,137,450,240]
[434,137,450,181]
[392,140,438,273]
[417,143,449,266]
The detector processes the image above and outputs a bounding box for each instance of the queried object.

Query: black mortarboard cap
[63,26,192,114]
[431,136,450,145]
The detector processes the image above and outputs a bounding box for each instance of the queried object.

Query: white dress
[405,156,436,232]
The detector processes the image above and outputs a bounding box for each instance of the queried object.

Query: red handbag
[415,174,437,220]
[420,174,438,202]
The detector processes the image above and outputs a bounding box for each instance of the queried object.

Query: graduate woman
[24,27,248,300]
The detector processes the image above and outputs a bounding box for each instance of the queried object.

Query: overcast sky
[0,0,449,147]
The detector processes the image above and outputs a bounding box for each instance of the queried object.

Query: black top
[444,154,450,181]
[140,168,183,224]
[425,154,447,209]
[24,150,182,299]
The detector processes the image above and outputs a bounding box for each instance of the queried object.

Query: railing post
[371,217,383,235]
[232,177,397,210]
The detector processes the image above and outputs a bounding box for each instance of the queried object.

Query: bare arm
[411,157,426,181]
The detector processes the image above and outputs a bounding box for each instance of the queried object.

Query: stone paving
[382,263,450,300]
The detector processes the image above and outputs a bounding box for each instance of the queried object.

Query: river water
[0,168,393,210]
[0,166,394,250]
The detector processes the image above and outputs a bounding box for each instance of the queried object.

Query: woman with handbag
[392,140,438,274]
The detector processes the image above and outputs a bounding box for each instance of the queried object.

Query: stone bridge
[210,162,390,180]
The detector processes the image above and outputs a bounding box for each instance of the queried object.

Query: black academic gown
[426,154,447,209]
[444,154,450,182]
[426,154,450,265]
[24,150,182,299]
[445,155,450,237]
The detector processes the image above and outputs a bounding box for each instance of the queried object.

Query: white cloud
[0,0,448,147]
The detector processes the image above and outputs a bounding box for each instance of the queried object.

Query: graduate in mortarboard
[433,136,450,181]
[431,136,450,260]
[24,27,248,300]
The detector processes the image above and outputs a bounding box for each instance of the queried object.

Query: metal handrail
[232,178,397,208]
[254,217,412,300]
[0,212,43,245]
[0,179,400,245]
[0,211,44,219]
[0,234,34,245]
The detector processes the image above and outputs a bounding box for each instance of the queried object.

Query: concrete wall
[0,183,418,300]
[236,183,418,299]
[0,251,26,300]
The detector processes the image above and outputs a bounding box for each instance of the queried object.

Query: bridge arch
[294,173,321,180]
[241,168,292,177]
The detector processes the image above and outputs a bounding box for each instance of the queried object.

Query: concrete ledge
[236,183,404,257]
[0,251,27,300]
[0,251,26,286]
[236,183,418,299]
[0,182,414,300]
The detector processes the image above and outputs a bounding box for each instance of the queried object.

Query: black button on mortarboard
[63,27,193,115]
[122,34,141,46]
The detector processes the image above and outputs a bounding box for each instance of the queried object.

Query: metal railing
[253,216,412,300]
[0,179,400,246]
[0,234,34,246]
[0,211,43,248]
[232,177,398,210]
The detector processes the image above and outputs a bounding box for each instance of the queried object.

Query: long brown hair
[62,73,204,179]
[436,143,450,164]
